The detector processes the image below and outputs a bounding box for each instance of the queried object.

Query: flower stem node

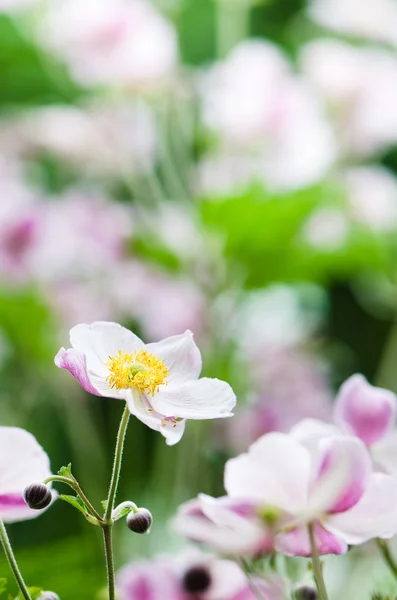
[37,592,60,600]
[182,565,212,594]
[126,507,152,534]
[293,585,318,600]
[23,483,52,510]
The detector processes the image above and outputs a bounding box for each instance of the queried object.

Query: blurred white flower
[19,102,158,177]
[303,207,350,250]
[199,40,336,192]
[309,0,397,47]
[301,39,397,156]
[39,0,178,89]
[0,0,38,12]
[344,166,397,232]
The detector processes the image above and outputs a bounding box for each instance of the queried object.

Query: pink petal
[117,559,184,600]
[224,433,311,514]
[275,522,347,557]
[310,435,371,514]
[126,390,186,445]
[326,473,397,544]
[334,374,397,445]
[149,378,236,420]
[145,330,202,384]
[54,347,101,396]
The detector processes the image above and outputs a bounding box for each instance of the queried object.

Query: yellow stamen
[106,349,168,396]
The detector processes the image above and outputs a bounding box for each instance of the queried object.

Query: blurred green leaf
[57,464,72,479]
[58,495,88,518]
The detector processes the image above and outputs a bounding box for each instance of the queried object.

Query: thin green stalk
[44,475,103,522]
[308,523,329,600]
[376,538,397,580]
[0,518,32,600]
[103,404,131,600]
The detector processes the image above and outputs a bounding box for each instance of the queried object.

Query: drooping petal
[0,427,53,523]
[224,433,311,515]
[173,494,272,556]
[275,522,347,557]
[334,374,397,445]
[149,378,236,420]
[54,347,101,396]
[326,473,397,544]
[145,330,202,384]
[309,435,371,515]
[126,389,186,445]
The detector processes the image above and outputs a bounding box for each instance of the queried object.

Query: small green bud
[37,592,60,600]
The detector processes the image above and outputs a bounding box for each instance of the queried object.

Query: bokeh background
[1,0,397,597]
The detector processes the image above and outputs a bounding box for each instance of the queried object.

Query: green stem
[377,538,397,579]
[0,518,32,600]
[308,523,329,600]
[216,0,251,58]
[103,404,131,600]
[44,475,103,522]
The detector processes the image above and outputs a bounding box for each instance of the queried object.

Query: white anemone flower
[55,322,236,445]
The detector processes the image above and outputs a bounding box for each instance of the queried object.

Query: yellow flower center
[106,349,168,396]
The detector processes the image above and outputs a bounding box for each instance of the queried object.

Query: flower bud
[23,483,52,510]
[182,565,212,594]
[126,507,152,534]
[37,592,60,600]
[294,585,318,600]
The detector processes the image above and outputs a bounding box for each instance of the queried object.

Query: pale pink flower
[0,427,53,523]
[39,0,178,89]
[200,40,335,192]
[225,431,397,556]
[309,0,397,47]
[173,494,273,556]
[117,551,282,600]
[19,101,157,177]
[55,323,236,445]
[301,40,397,156]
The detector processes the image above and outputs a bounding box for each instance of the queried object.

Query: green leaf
[57,464,72,478]
[58,494,87,517]
[26,588,43,600]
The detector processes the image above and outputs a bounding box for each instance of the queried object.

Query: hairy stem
[377,538,397,579]
[308,523,329,600]
[0,518,32,600]
[103,404,131,599]
[44,475,103,522]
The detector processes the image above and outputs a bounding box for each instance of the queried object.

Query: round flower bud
[23,483,52,510]
[37,592,60,600]
[182,565,212,594]
[126,508,152,534]
[294,585,318,600]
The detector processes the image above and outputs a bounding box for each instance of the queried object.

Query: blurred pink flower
[199,40,335,192]
[39,0,178,89]
[0,427,54,523]
[173,494,274,556]
[309,0,397,47]
[225,431,397,556]
[55,323,236,445]
[301,40,397,156]
[27,192,133,283]
[18,101,157,177]
[117,551,284,600]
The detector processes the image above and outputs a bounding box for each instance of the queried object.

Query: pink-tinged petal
[371,431,397,478]
[145,330,202,384]
[310,435,371,514]
[326,473,397,544]
[203,558,248,600]
[275,522,347,557]
[70,321,144,373]
[54,347,101,396]
[126,389,186,445]
[0,427,53,523]
[224,433,311,515]
[290,418,340,449]
[233,576,287,600]
[149,378,236,420]
[334,374,397,445]
[117,559,184,600]
[173,495,272,556]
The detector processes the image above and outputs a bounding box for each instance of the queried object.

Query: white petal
[326,473,397,544]
[126,390,186,445]
[224,433,311,514]
[145,330,202,384]
[149,378,236,419]
[371,431,397,478]
[70,321,144,373]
